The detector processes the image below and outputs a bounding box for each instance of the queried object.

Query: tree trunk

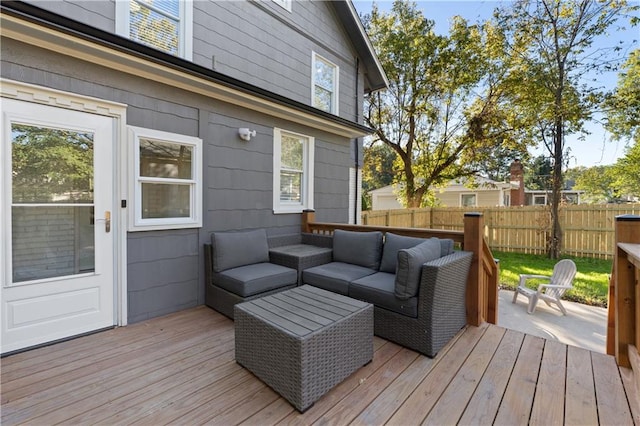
[549,117,564,259]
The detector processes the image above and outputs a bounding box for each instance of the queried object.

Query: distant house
[369,177,517,210]
[368,160,583,211]
[0,1,387,354]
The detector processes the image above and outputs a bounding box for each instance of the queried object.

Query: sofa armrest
[204,243,213,285]
[417,251,473,325]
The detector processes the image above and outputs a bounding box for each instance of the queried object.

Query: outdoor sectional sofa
[205,228,473,357]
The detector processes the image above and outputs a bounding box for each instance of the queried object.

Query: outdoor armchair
[512,259,577,315]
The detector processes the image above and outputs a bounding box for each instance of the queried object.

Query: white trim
[1,13,367,139]
[127,126,203,231]
[311,51,339,115]
[272,0,292,13]
[115,0,193,61]
[273,128,314,214]
[0,79,128,327]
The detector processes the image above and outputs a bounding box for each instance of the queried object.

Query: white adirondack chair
[511,259,577,315]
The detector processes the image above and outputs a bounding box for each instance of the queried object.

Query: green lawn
[493,251,612,307]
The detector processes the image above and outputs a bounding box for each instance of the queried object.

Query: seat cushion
[303,262,376,295]
[213,262,297,297]
[332,230,383,270]
[395,239,441,300]
[350,272,418,318]
[211,229,269,272]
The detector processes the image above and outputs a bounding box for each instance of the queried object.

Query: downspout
[353,57,360,224]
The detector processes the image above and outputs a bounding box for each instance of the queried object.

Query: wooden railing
[301,210,499,327]
[606,215,640,379]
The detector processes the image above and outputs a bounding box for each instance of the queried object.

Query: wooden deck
[2,306,638,425]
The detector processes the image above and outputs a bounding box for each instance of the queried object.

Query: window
[273,128,314,214]
[272,0,292,12]
[312,52,339,114]
[128,126,202,230]
[461,193,477,207]
[533,194,547,205]
[116,0,193,60]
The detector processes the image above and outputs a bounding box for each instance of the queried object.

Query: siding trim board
[0,1,373,139]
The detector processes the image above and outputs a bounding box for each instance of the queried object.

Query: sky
[352,0,640,168]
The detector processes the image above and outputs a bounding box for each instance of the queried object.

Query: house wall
[436,190,502,207]
[2,35,355,322]
[27,0,360,122]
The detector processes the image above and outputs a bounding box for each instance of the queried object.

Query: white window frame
[272,0,292,12]
[128,126,202,231]
[460,193,477,207]
[116,0,193,61]
[273,128,314,214]
[311,52,339,114]
[533,194,548,205]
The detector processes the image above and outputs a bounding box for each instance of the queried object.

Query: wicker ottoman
[234,285,373,412]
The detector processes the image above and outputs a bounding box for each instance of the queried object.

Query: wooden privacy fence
[362,204,640,259]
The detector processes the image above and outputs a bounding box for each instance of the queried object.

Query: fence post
[301,209,315,233]
[464,212,484,327]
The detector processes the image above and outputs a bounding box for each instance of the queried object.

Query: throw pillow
[395,239,441,300]
[380,233,428,273]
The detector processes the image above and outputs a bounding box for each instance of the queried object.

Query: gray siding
[22,0,362,123]
[2,38,354,322]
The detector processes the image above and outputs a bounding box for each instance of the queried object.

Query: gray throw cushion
[380,233,428,273]
[435,238,455,256]
[332,230,383,270]
[395,239,441,299]
[211,229,269,272]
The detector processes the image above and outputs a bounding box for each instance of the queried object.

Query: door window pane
[12,206,95,282]
[11,124,94,203]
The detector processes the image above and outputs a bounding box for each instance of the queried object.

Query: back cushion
[380,233,428,273]
[395,239,441,300]
[333,230,383,270]
[211,229,269,272]
[434,238,455,256]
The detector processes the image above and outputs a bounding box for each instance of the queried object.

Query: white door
[1,99,116,354]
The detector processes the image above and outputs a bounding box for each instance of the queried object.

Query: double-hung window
[312,52,339,114]
[273,128,314,214]
[128,126,202,230]
[461,193,477,207]
[116,0,193,60]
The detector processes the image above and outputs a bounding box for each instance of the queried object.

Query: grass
[493,250,612,307]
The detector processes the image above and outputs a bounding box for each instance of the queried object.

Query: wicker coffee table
[234,285,373,412]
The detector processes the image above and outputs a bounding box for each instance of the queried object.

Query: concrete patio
[499,289,608,353]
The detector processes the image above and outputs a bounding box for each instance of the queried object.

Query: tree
[363,1,527,208]
[494,0,636,258]
[610,141,640,198]
[525,155,554,190]
[361,142,396,210]
[572,165,619,203]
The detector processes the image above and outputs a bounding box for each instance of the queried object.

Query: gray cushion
[395,239,441,299]
[213,262,297,297]
[436,238,455,256]
[350,272,418,317]
[211,229,269,272]
[332,230,383,270]
[380,233,428,273]
[303,262,377,295]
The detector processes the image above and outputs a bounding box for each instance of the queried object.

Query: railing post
[464,212,484,327]
[611,215,640,368]
[301,209,315,233]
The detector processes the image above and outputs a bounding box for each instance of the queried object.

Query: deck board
[1,306,637,426]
